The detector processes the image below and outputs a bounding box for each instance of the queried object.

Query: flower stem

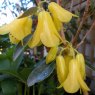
[24,85,27,95]
[33,85,35,95]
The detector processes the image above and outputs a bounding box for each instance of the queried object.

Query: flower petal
[40,11,60,47]
[46,47,58,64]
[10,17,29,40]
[40,31,60,47]
[64,55,72,73]
[28,12,43,48]
[76,53,86,79]
[56,55,67,84]
[24,17,32,37]
[0,25,10,35]
[48,2,78,23]
[76,63,90,91]
[52,16,62,32]
[63,59,80,93]
[9,33,19,44]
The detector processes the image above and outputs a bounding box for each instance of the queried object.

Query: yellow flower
[28,10,60,48]
[0,17,32,44]
[56,55,67,84]
[52,16,62,32]
[59,59,90,93]
[48,2,78,23]
[64,55,72,73]
[76,53,86,79]
[9,33,19,44]
[46,47,58,64]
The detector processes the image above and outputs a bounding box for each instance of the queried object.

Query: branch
[76,20,95,49]
[72,0,90,45]
[70,0,74,12]
[83,91,89,95]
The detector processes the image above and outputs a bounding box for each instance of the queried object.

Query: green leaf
[6,47,15,61]
[20,68,32,80]
[0,75,10,81]
[0,70,26,83]
[1,79,17,95]
[0,54,7,59]
[12,52,24,70]
[27,59,55,87]
[0,56,10,70]
[18,7,38,18]
[13,34,32,61]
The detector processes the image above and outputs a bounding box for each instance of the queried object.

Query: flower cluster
[0,2,77,47]
[46,45,90,93]
[0,1,89,94]
[0,17,32,44]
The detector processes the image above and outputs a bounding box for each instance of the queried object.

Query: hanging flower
[28,10,61,48]
[52,16,62,32]
[64,55,72,73]
[0,17,32,44]
[46,47,58,64]
[48,2,78,23]
[76,53,86,79]
[56,55,68,84]
[59,58,90,93]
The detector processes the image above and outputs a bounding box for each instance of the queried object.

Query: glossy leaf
[27,59,55,87]
[20,68,32,80]
[18,7,38,18]
[12,52,24,69]
[13,34,32,61]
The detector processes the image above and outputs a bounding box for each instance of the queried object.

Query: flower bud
[46,47,58,64]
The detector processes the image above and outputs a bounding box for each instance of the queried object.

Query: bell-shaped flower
[48,2,78,23]
[28,10,60,48]
[46,47,58,64]
[64,55,72,73]
[76,53,86,79]
[0,17,32,44]
[56,55,68,84]
[52,16,62,32]
[59,59,90,93]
